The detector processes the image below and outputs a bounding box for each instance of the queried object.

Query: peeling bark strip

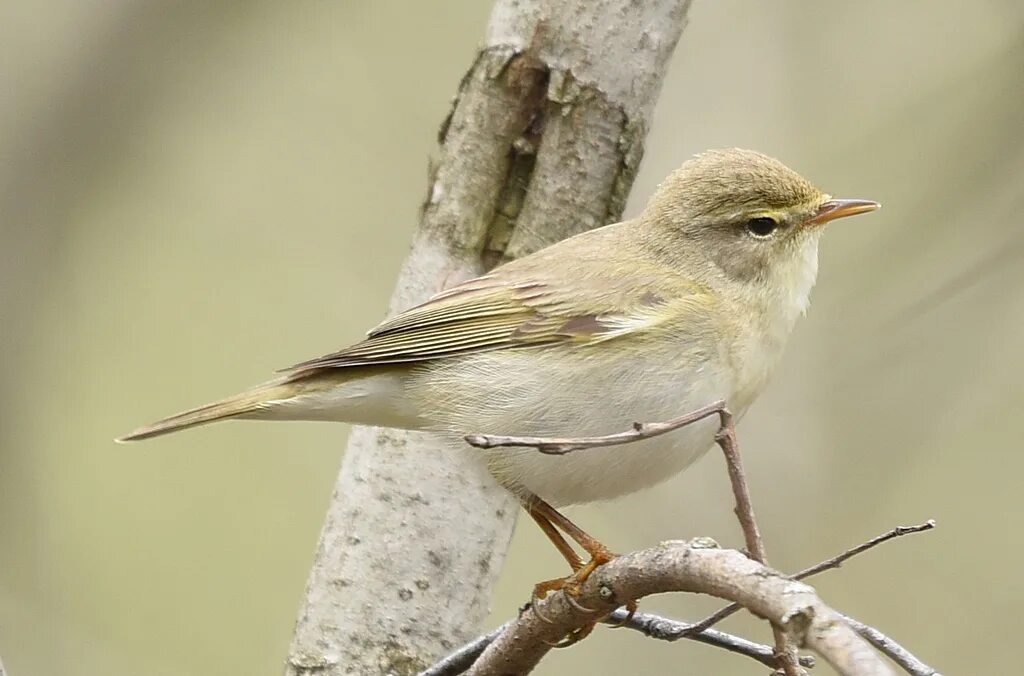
[284,2,691,675]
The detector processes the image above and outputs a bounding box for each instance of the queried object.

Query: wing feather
[284,264,700,375]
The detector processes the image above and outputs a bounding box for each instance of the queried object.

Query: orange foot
[531,545,638,647]
[523,494,639,646]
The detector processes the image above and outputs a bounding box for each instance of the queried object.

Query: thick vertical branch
[284,2,691,674]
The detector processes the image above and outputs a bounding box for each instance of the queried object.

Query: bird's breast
[411,343,733,506]
[727,240,819,411]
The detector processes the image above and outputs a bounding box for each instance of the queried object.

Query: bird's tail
[116,380,293,442]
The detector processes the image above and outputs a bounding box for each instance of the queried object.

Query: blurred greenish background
[2,1,1022,674]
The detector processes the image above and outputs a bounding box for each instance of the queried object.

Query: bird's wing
[284,268,706,373]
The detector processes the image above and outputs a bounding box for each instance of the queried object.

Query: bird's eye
[745,217,778,238]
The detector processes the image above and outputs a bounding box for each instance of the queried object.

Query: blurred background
[1,1,1022,674]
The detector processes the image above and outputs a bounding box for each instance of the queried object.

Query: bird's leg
[526,500,592,602]
[522,494,638,645]
[527,505,583,572]
[528,495,615,591]
[534,497,639,625]
[525,507,587,627]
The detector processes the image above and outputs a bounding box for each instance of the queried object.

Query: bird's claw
[530,591,555,625]
[530,551,626,646]
[562,588,597,614]
[531,580,599,624]
[544,622,596,648]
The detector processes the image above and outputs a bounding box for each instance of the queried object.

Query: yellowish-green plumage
[119,149,879,507]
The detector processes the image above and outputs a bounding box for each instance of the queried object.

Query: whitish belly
[488,416,720,505]
[411,347,731,506]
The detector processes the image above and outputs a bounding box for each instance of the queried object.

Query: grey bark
[284,2,691,674]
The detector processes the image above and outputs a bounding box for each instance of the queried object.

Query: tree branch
[465,401,727,454]
[469,400,808,673]
[418,623,509,676]
[422,518,939,676]
[684,521,936,636]
[463,540,895,676]
[462,407,940,675]
[607,608,816,670]
[710,407,803,675]
[419,610,816,676]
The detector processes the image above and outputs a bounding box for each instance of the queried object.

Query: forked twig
[419,611,814,676]
[468,400,804,674]
[686,520,937,636]
[420,518,940,676]
[458,401,941,676]
[707,406,803,675]
[465,400,727,455]
[458,540,892,676]
[606,608,816,669]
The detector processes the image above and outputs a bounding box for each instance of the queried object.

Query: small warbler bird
[120,148,878,592]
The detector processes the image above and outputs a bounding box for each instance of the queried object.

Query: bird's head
[643,148,879,293]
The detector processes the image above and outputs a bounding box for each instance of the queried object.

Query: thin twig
[419,623,510,676]
[607,608,816,669]
[710,407,803,676]
[686,520,937,636]
[841,613,942,676]
[796,521,937,578]
[465,400,727,455]
[608,518,941,676]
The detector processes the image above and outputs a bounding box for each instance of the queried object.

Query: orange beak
[807,198,880,227]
